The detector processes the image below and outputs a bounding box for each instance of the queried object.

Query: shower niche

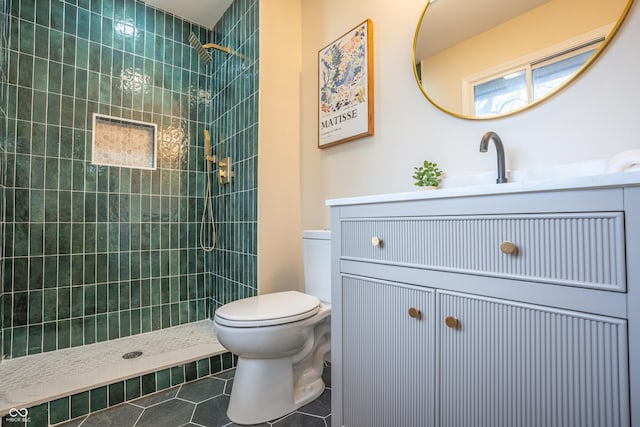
[92,113,158,170]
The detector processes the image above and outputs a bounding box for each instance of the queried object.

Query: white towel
[606,150,640,173]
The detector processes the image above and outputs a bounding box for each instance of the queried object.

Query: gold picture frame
[318,19,374,148]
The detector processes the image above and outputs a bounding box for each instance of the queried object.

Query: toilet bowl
[213,230,331,425]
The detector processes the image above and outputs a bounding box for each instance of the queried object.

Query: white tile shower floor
[0,320,226,416]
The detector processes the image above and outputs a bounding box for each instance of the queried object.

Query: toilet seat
[214,291,321,327]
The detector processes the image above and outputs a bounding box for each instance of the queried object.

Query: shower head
[189,32,231,64]
[189,32,213,64]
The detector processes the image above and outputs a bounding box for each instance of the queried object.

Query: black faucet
[479,131,508,184]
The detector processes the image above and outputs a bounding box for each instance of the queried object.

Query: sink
[439,159,610,189]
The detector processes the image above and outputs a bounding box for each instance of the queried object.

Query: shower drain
[122,351,143,360]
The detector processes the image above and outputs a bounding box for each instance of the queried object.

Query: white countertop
[326,171,640,207]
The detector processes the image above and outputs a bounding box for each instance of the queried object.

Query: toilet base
[227,357,325,425]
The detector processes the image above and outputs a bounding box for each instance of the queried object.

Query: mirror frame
[412,0,635,120]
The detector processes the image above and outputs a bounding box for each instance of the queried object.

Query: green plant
[412,160,444,187]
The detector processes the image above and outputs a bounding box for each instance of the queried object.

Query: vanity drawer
[341,212,626,291]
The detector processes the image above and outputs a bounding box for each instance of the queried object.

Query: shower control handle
[218,157,234,185]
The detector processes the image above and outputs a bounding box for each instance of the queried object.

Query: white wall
[258,0,304,294]
[299,0,640,229]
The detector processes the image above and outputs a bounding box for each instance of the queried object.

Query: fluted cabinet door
[342,276,436,427]
[438,291,629,427]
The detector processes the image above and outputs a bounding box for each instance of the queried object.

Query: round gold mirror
[413,0,634,120]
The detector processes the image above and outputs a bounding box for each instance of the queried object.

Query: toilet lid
[214,291,321,327]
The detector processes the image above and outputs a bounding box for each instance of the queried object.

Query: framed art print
[318,19,374,148]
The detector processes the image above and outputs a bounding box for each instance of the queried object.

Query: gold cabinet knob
[371,236,383,247]
[445,316,460,329]
[408,307,422,320]
[500,241,517,255]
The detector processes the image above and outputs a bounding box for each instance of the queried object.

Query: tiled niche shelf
[92,114,158,170]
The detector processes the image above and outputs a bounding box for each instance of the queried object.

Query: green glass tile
[90,386,107,412]
[13,292,28,326]
[155,368,170,390]
[87,70,99,100]
[35,0,50,25]
[14,224,29,256]
[57,287,70,319]
[102,0,113,18]
[119,310,130,337]
[71,391,90,419]
[209,354,222,374]
[49,28,63,62]
[60,127,74,159]
[57,319,70,349]
[71,224,84,254]
[16,87,32,121]
[77,7,89,39]
[11,326,28,357]
[89,12,101,43]
[43,256,58,287]
[46,129,60,161]
[26,257,42,292]
[85,242,97,268]
[44,289,57,322]
[141,307,151,333]
[108,381,124,406]
[71,317,84,347]
[43,321,57,352]
[58,254,71,286]
[222,352,234,370]
[185,361,197,382]
[130,308,140,334]
[60,95,74,127]
[196,358,210,378]
[96,313,108,341]
[49,396,70,424]
[170,365,184,386]
[141,373,156,396]
[58,221,72,255]
[30,189,45,222]
[151,305,161,330]
[28,290,42,323]
[19,21,35,55]
[62,33,76,65]
[108,252,119,281]
[108,311,118,339]
[25,402,48,426]
[71,286,83,318]
[76,37,89,69]
[125,377,141,400]
[84,316,96,344]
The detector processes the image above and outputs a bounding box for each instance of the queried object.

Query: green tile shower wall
[2,0,214,359]
[1,0,9,361]
[208,0,259,312]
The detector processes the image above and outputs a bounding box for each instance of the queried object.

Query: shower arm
[202,43,231,55]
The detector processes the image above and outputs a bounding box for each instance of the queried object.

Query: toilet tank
[302,230,331,303]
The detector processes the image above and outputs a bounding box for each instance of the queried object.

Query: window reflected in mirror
[472,39,601,117]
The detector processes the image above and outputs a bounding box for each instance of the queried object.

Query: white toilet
[213,230,331,425]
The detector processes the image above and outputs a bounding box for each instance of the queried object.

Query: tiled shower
[1,0,258,366]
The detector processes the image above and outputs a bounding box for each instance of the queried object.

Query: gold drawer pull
[445,316,460,329]
[371,236,383,247]
[500,241,517,255]
[408,307,422,320]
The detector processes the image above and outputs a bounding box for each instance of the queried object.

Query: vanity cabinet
[330,185,640,427]
[342,276,435,427]
[438,290,627,427]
